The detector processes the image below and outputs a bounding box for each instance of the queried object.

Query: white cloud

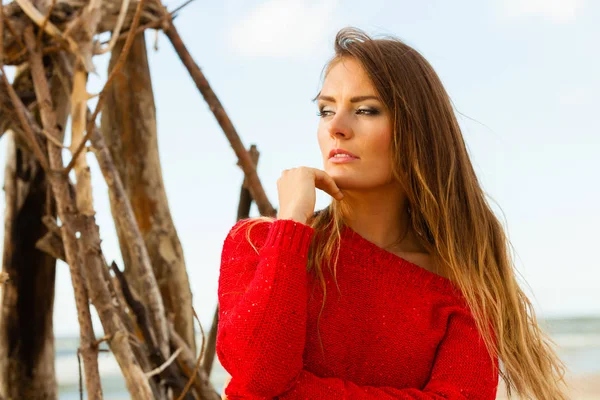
[498,0,582,23]
[227,0,339,59]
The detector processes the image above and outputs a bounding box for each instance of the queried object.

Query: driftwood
[24,26,154,398]
[0,58,71,399]
[6,25,103,398]
[111,263,195,400]
[0,132,58,400]
[1,0,163,65]
[105,260,165,399]
[0,0,281,396]
[101,33,195,354]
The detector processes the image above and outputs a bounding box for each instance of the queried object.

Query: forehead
[321,57,375,95]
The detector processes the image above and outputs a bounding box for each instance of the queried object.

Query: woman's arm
[216,218,315,398]
[271,306,499,399]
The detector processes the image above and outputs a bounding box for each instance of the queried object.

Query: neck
[339,183,425,254]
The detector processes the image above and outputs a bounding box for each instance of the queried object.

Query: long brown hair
[233,27,568,399]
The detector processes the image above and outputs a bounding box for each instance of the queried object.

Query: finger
[312,168,344,200]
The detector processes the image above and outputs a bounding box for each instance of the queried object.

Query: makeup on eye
[316,106,381,117]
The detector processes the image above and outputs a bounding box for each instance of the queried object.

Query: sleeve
[216,218,315,399]
[274,305,499,400]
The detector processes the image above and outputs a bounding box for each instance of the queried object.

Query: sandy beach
[496,373,600,400]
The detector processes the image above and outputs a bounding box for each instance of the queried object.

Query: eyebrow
[312,94,381,103]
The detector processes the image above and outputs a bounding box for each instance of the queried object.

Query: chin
[327,174,358,190]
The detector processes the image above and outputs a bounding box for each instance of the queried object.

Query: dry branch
[35,0,173,363]
[1,0,163,65]
[24,26,156,399]
[176,309,204,400]
[0,2,284,399]
[0,67,50,172]
[88,114,171,359]
[0,131,58,399]
[66,0,147,175]
[14,0,79,55]
[146,348,182,379]
[104,260,165,399]
[21,25,102,399]
[111,263,195,400]
[101,32,195,354]
[170,326,221,400]
[95,0,130,54]
[0,58,72,397]
[163,22,277,217]
[70,61,94,215]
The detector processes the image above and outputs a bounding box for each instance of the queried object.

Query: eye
[317,107,334,118]
[356,107,380,116]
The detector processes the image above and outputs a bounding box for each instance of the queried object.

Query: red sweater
[216,218,499,399]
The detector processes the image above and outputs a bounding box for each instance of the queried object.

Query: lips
[329,148,359,159]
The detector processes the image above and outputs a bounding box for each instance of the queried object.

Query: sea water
[55,316,600,399]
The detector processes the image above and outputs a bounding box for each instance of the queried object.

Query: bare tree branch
[162,19,277,217]
[22,25,102,399]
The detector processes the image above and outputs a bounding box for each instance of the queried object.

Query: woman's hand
[276,167,344,224]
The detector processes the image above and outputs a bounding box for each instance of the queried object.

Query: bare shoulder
[396,251,448,280]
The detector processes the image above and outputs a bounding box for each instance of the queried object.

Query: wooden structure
[0,0,276,398]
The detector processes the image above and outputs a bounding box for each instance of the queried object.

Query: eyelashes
[316,107,380,117]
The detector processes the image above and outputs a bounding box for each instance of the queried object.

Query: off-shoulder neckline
[340,224,459,293]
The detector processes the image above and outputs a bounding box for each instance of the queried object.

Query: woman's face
[317,57,395,191]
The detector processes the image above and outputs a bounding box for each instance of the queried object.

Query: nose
[327,112,354,140]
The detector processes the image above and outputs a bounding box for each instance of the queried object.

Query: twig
[37,0,56,42]
[41,128,68,148]
[169,0,197,17]
[90,110,170,358]
[111,262,192,399]
[5,44,62,66]
[2,9,26,53]
[24,25,104,400]
[65,0,147,175]
[14,0,76,51]
[99,14,165,47]
[202,305,218,376]
[95,0,131,54]
[97,0,191,51]
[0,65,51,172]
[176,308,205,400]
[94,334,113,347]
[145,348,182,379]
[111,262,158,356]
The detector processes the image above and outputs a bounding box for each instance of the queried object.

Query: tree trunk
[0,60,70,399]
[101,34,195,352]
[0,132,57,400]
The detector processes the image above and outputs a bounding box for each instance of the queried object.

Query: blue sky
[1,0,598,336]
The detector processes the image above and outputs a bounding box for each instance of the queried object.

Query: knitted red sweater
[216,218,499,399]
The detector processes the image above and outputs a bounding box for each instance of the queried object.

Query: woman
[216,27,568,399]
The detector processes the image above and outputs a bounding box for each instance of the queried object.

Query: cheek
[368,123,393,154]
[317,127,329,156]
